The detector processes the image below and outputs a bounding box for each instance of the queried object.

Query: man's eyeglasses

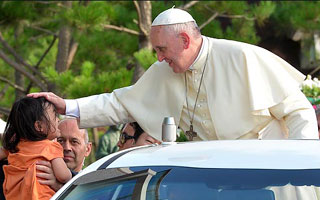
[119,132,135,144]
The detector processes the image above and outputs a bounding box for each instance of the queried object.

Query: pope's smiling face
[150,26,190,73]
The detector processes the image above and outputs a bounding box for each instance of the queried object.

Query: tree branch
[103,24,140,36]
[29,33,46,42]
[0,85,8,99]
[0,31,47,82]
[199,5,256,30]
[133,1,148,37]
[178,1,199,10]
[218,13,255,21]
[199,12,219,30]
[0,49,47,91]
[34,1,57,5]
[29,18,59,28]
[26,35,57,93]
[0,76,26,93]
[28,25,58,36]
[36,35,57,69]
[204,5,255,22]
[133,1,141,23]
[0,106,10,116]
[66,41,78,70]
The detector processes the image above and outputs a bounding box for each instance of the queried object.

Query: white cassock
[75,36,318,141]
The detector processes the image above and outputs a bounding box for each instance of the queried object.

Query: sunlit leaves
[133,48,157,70]
[252,1,276,27]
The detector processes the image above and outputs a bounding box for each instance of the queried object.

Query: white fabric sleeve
[76,90,134,128]
[65,99,80,118]
[269,91,318,139]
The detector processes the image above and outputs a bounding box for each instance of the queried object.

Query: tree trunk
[66,40,78,70]
[55,26,71,73]
[55,1,72,73]
[137,1,152,50]
[14,70,24,100]
[132,1,152,83]
[92,127,99,152]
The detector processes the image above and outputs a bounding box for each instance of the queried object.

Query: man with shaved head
[57,118,92,172]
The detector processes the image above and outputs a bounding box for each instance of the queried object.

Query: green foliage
[301,75,320,100]
[97,68,133,93]
[133,48,157,70]
[217,1,249,14]
[64,62,132,98]
[0,2,38,21]
[81,61,95,77]
[62,2,110,31]
[302,85,320,99]
[252,1,276,26]
[224,19,260,44]
[112,2,137,27]
[43,61,132,98]
[74,30,136,74]
[43,66,59,82]
[0,86,15,109]
[271,2,320,35]
[176,131,188,142]
[202,20,223,39]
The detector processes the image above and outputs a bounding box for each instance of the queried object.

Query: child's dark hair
[2,97,56,153]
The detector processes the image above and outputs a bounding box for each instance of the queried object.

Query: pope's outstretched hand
[27,92,66,115]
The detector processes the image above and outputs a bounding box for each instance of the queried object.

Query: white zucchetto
[151,8,195,26]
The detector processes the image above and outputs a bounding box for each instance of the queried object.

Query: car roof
[86,140,320,171]
[52,140,320,199]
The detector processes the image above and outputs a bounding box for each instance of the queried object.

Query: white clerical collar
[189,36,206,71]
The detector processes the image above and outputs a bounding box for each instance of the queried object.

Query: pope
[28,8,318,141]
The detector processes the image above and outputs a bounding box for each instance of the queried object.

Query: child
[0,97,72,200]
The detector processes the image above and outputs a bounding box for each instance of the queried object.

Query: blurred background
[0,1,320,165]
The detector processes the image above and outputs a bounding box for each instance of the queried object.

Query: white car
[52,140,320,200]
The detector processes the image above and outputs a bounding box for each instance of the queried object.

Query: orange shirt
[3,140,63,200]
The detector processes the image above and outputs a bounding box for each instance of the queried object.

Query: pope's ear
[34,121,43,132]
[179,32,190,49]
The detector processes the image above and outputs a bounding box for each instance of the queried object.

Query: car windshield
[59,166,320,200]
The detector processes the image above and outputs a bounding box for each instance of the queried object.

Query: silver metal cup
[162,117,177,142]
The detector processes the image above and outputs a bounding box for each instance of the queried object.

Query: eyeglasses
[119,132,135,144]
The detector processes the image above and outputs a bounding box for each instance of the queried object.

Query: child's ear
[34,121,43,132]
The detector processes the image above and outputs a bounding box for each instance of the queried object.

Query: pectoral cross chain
[186,125,197,141]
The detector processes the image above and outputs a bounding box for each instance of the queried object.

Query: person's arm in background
[95,134,110,160]
[270,91,318,139]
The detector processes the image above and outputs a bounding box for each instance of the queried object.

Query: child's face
[45,104,60,140]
